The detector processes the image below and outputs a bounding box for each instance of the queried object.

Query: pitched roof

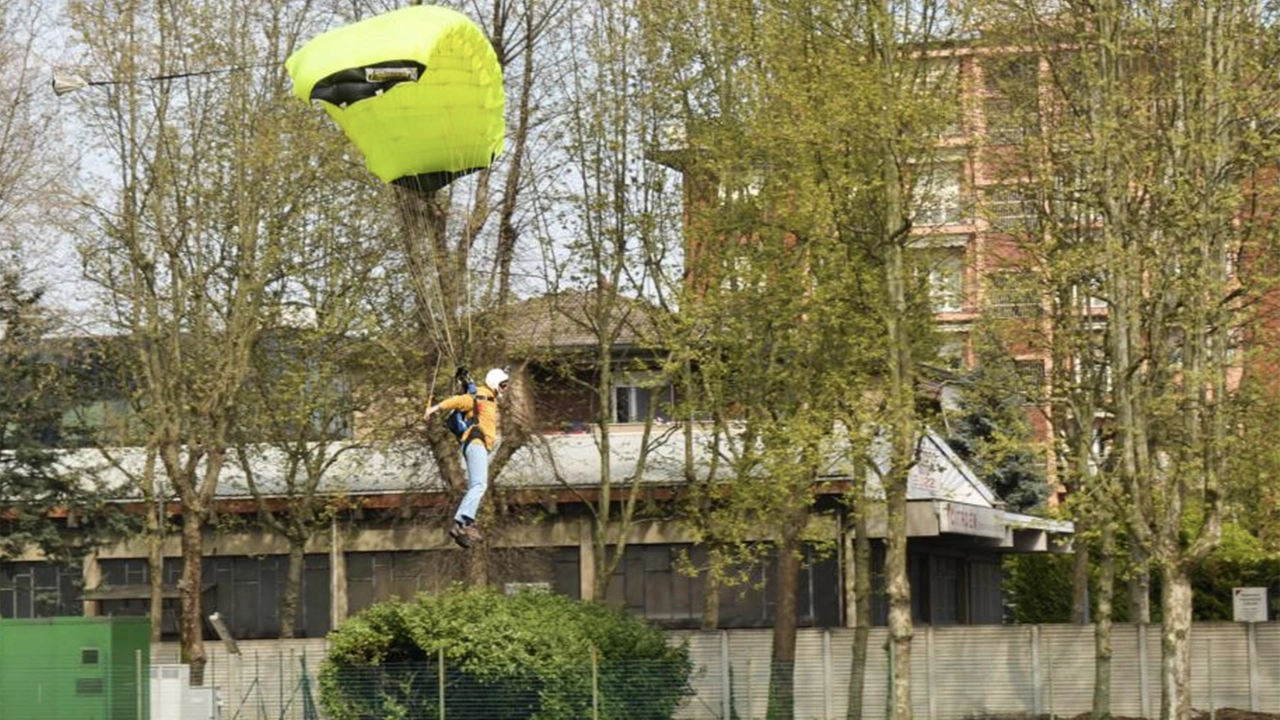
[503,290,667,352]
[54,425,1071,545]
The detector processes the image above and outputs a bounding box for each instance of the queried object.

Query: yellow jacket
[436,385,499,450]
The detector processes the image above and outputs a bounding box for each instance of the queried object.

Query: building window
[1014,359,1046,404]
[605,543,840,629]
[924,248,966,313]
[935,337,968,372]
[81,648,100,665]
[1072,277,1108,312]
[716,168,764,205]
[983,55,1040,144]
[925,57,962,137]
[932,555,964,625]
[718,255,760,294]
[0,562,84,619]
[97,555,331,640]
[1069,337,1112,395]
[913,163,965,226]
[94,557,183,639]
[613,373,673,424]
[985,273,1041,318]
[986,185,1036,233]
[614,385,647,423]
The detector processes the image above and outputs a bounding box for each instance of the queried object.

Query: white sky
[10,0,688,333]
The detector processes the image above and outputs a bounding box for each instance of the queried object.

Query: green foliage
[1002,554,1075,624]
[0,273,134,562]
[1006,521,1280,624]
[1191,522,1280,621]
[1223,380,1280,553]
[319,586,693,720]
[941,351,1049,513]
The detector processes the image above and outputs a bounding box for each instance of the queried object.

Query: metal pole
[1207,632,1215,720]
[1247,622,1259,712]
[887,639,895,720]
[824,629,834,720]
[1030,626,1042,716]
[1046,633,1055,720]
[1139,623,1150,719]
[439,648,446,720]
[137,648,144,720]
[591,646,600,720]
[925,627,936,720]
[720,631,731,720]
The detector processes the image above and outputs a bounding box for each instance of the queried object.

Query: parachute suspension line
[395,185,458,366]
[397,169,497,375]
[426,353,445,408]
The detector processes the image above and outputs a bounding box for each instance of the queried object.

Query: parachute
[285,5,505,192]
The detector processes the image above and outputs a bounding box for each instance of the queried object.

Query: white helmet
[485,367,510,391]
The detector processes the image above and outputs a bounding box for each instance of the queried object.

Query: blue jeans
[455,440,489,524]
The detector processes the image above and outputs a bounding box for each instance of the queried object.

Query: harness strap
[460,392,495,445]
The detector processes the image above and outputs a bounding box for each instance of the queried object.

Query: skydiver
[423,367,510,548]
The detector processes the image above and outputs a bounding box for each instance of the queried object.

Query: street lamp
[51,64,270,97]
[51,73,100,96]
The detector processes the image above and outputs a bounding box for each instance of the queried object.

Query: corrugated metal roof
[53,425,1070,538]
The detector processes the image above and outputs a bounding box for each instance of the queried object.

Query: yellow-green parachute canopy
[286,5,505,192]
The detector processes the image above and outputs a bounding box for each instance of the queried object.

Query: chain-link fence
[318,653,690,720]
[203,624,1280,720]
[668,624,1280,720]
[6,624,1276,719]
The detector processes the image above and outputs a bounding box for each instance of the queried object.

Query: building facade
[2,426,1069,640]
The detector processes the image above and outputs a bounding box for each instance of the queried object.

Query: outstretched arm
[425,394,470,421]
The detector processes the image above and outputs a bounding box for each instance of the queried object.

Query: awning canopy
[84,583,214,601]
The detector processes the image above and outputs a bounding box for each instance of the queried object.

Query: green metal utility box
[0,615,150,720]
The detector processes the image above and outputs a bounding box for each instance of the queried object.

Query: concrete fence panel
[149,622,1279,720]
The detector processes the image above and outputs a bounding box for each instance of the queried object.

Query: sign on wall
[935,501,1007,540]
[1232,587,1268,623]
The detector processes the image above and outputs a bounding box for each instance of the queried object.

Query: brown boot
[448,524,472,549]
[462,524,484,544]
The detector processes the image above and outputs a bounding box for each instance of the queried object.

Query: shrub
[318,586,694,720]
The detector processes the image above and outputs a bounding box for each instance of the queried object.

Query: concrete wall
[154,622,1280,720]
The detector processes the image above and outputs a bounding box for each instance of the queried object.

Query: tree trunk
[847,504,872,720]
[179,509,207,685]
[592,538,611,603]
[1129,545,1151,623]
[1093,524,1115,719]
[146,461,166,642]
[702,567,721,631]
[137,447,165,641]
[466,541,489,586]
[279,541,305,640]
[591,386,614,603]
[885,489,913,720]
[149,517,165,643]
[881,137,916,720]
[1071,527,1091,624]
[884,232,915,720]
[767,527,801,720]
[876,0,915,698]
[1160,563,1194,720]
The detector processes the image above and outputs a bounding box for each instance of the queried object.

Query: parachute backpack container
[444,367,478,440]
[285,5,506,192]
